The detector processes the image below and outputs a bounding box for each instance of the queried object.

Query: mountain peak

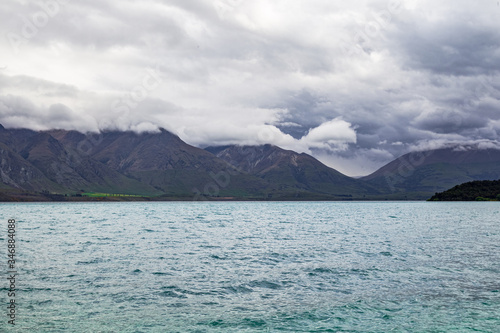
[157,127,181,139]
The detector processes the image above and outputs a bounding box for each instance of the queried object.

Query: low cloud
[298,118,357,151]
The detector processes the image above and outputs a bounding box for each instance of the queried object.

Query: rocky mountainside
[0,125,163,196]
[49,128,270,197]
[206,144,377,198]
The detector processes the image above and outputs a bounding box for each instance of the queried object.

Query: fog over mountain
[1,0,499,176]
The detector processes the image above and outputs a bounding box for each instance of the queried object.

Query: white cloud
[299,118,357,150]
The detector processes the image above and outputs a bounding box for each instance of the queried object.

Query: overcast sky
[1,0,500,176]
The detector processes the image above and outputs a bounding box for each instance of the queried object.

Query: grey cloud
[47,103,75,121]
[0,74,78,97]
[476,99,500,120]
[0,94,38,117]
[412,109,489,134]
[3,0,191,52]
[274,90,336,138]
[0,94,95,131]
[1,0,500,176]
[390,9,500,76]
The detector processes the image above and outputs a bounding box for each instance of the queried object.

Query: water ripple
[1,201,499,332]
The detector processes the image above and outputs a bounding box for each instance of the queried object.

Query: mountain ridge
[362,147,500,198]
[2,124,500,201]
[206,144,378,197]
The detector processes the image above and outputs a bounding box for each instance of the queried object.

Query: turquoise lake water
[1,202,499,332]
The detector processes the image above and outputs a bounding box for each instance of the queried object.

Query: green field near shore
[82,192,150,198]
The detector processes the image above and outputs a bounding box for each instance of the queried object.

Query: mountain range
[1,124,500,201]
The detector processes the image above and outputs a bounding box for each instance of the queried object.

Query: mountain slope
[36,131,164,195]
[52,129,271,198]
[0,126,65,192]
[206,144,378,198]
[0,141,61,192]
[362,147,500,198]
[1,126,163,195]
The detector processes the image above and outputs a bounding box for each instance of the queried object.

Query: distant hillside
[1,126,163,196]
[206,144,378,199]
[50,128,271,198]
[362,147,500,199]
[429,180,500,201]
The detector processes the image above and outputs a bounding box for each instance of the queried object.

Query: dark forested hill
[428,180,500,201]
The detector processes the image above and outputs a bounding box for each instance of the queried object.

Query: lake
[1,202,499,332]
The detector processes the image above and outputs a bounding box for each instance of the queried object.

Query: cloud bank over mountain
[1,0,499,175]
